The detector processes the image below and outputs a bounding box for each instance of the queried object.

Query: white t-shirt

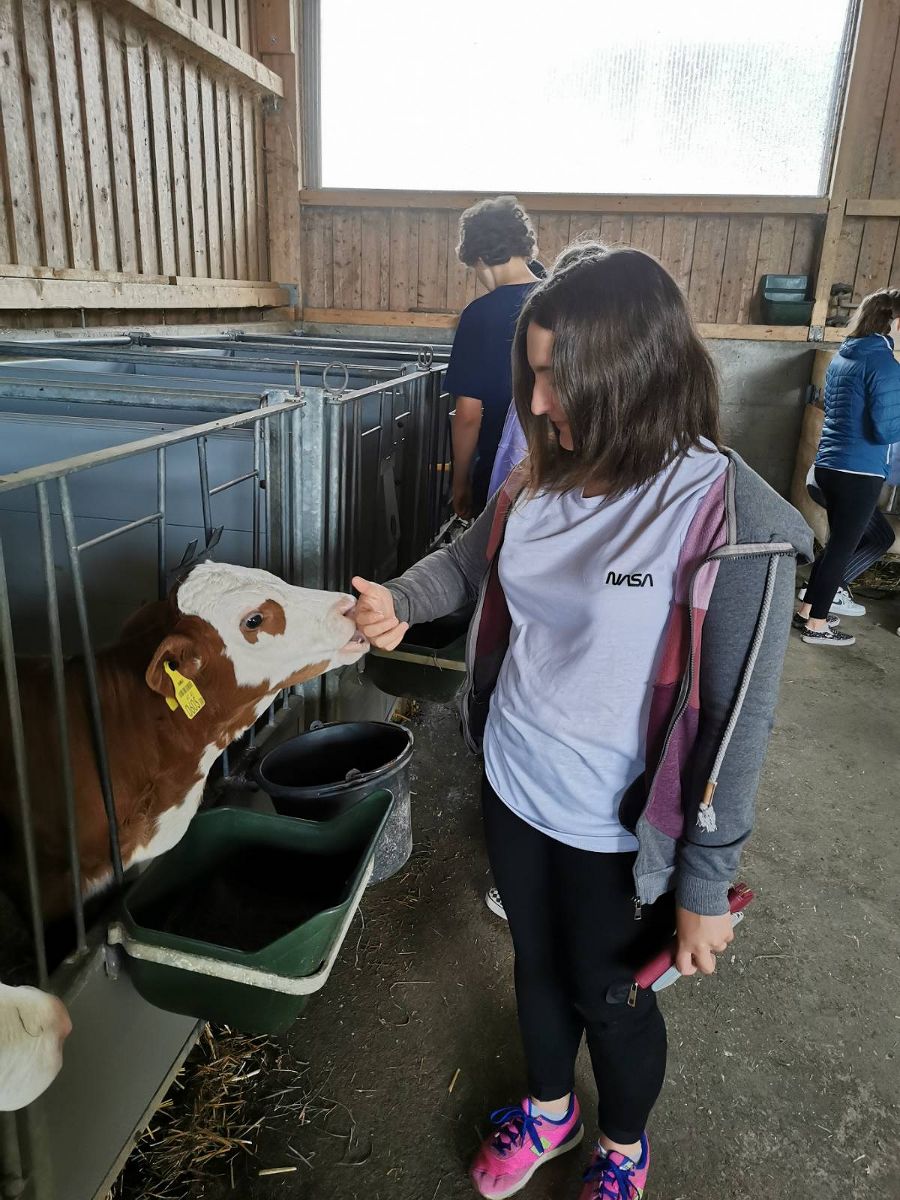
[483,443,728,852]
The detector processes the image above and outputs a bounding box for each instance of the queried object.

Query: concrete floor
[206,595,900,1200]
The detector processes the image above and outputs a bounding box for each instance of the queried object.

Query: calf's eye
[243,613,264,630]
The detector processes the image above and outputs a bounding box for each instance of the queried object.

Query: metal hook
[322,361,350,396]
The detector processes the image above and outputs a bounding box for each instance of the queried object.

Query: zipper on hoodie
[458,566,494,753]
[622,563,701,833]
[631,542,796,831]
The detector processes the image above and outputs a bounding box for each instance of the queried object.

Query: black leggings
[804,467,893,619]
[482,778,674,1144]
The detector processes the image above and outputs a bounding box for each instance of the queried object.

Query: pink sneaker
[470,1096,584,1199]
[579,1134,649,1199]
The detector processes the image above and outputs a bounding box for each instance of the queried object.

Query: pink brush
[635,883,755,992]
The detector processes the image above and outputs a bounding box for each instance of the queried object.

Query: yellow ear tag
[163,662,205,719]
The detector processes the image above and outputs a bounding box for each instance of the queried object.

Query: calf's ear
[145,633,203,697]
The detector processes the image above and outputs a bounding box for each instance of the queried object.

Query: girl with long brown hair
[352,246,811,1199]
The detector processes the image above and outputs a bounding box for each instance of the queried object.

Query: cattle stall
[0,347,451,1200]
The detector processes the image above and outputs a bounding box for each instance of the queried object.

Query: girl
[796,287,900,646]
[353,246,812,1199]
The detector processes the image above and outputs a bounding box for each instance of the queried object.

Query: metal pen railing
[0,343,453,1200]
[0,398,302,982]
[0,359,451,990]
[320,365,452,593]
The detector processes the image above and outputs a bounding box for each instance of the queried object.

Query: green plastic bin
[365,606,471,703]
[107,790,393,1034]
[759,273,814,325]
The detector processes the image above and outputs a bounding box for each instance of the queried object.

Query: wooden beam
[303,308,457,329]
[300,189,829,216]
[811,199,847,328]
[0,273,291,309]
[812,0,896,326]
[697,324,811,342]
[845,198,900,217]
[255,0,302,312]
[0,319,300,337]
[93,0,283,95]
[301,307,812,341]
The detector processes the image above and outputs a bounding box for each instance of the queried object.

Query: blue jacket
[817,335,900,477]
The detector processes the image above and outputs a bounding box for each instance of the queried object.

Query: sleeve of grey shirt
[385,492,500,625]
[676,550,795,916]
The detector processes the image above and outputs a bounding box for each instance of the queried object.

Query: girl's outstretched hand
[674,906,735,976]
[351,576,409,651]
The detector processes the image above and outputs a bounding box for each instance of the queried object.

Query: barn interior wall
[300,204,826,328]
[1,1,898,339]
[0,0,299,325]
[299,0,900,339]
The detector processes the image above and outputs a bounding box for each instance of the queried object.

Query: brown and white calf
[0,562,368,920]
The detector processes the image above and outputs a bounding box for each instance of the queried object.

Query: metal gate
[0,352,451,1200]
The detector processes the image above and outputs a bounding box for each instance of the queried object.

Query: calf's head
[145,563,368,708]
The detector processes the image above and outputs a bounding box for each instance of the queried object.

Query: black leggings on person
[482,778,675,1144]
[804,467,894,619]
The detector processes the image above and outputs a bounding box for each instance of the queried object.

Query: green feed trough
[365,606,471,703]
[108,791,393,1034]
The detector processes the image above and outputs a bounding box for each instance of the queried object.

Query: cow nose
[335,595,357,620]
[51,997,72,1040]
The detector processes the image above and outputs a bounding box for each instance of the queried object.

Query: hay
[109,1024,334,1199]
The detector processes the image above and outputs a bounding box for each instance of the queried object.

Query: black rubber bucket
[253,721,414,883]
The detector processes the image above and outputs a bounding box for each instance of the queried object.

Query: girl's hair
[845,287,900,338]
[513,244,721,497]
[457,196,537,268]
[552,238,609,272]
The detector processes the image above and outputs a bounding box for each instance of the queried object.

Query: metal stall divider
[0,398,301,1200]
[0,352,450,1200]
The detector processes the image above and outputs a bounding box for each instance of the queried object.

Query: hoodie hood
[839,334,895,361]
[724,449,814,564]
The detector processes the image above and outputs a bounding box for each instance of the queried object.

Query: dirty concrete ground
[171,596,899,1200]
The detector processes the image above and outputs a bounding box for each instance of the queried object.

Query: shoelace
[488,1105,546,1156]
[583,1151,639,1199]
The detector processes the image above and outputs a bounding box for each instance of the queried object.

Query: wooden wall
[831,2,900,303]
[300,1,900,340]
[300,203,823,331]
[0,0,297,326]
[2,0,899,335]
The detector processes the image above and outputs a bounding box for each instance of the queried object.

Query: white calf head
[148,563,367,698]
[0,983,72,1112]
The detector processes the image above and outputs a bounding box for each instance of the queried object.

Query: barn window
[316,0,857,196]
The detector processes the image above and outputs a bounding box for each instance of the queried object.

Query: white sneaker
[485,887,508,921]
[797,586,866,617]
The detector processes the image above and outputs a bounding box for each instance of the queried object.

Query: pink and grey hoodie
[386,450,813,917]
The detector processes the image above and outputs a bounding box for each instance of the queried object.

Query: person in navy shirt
[444,196,541,518]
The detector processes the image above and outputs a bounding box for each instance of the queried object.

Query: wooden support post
[811,199,847,331]
[255,0,302,315]
[812,0,895,330]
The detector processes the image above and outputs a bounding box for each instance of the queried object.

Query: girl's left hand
[675,906,734,976]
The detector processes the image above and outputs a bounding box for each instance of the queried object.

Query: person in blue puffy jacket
[796,288,900,646]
